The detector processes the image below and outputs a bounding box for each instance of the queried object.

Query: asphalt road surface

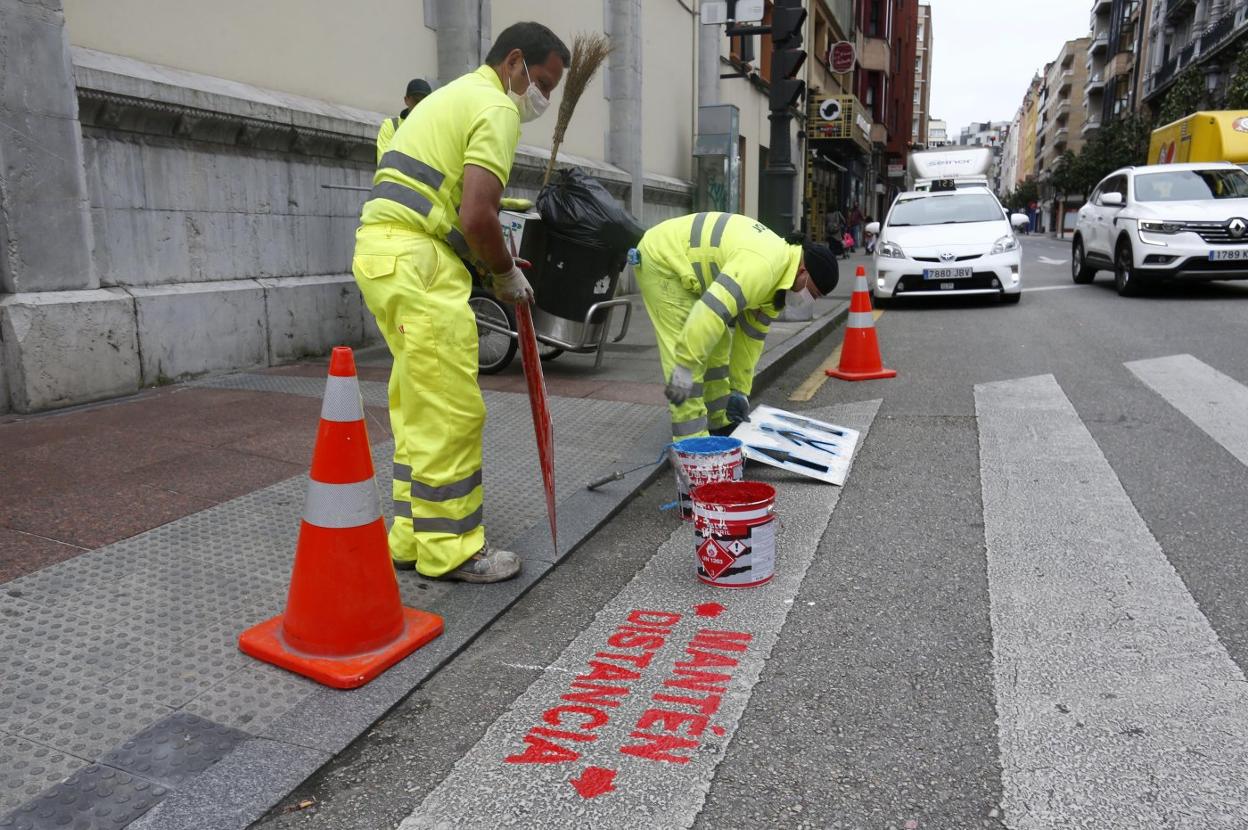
[253,238,1248,829]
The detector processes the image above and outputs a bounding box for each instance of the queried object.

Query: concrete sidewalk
[0,282,855,830]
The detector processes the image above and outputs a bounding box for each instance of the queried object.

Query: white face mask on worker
[508,60,550,122]
[786,287,816,309]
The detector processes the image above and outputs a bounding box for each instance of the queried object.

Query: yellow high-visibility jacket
[638,212,801,394]
[361,66,520,258]
[374,115,402,165]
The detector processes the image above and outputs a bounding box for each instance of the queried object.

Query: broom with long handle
[542,32,613,186]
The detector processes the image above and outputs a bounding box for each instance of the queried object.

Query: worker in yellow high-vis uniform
[635,213,840,441]
[375,78,431,165]
[352,22,568,583]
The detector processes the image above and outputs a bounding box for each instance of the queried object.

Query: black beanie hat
[406,78,432,97]
[801,242,839,295]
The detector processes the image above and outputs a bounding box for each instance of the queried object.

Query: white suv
[1071,162,1248,296]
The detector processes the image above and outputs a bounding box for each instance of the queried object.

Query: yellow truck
[1149,111,1248,169]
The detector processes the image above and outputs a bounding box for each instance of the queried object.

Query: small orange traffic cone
[239,347,443,689]
[826,266,897,382]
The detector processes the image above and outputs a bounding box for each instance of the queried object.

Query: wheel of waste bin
[470,293,517,374]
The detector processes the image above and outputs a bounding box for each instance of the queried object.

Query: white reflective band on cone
[847,311,876,328]
[854,275,869,291]
[320,376,366,423]
[303,479,381,528]
[693,504,773,522]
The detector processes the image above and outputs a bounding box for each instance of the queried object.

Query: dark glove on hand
[726,391,750,425]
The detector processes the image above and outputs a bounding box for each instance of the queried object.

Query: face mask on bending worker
[507,59,551,123]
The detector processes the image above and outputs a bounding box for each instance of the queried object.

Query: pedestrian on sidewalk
[635,212,839,441]
[824,204,845,244]
[374,78,432,164]
[848,201,864,251]
[352,22,568,583]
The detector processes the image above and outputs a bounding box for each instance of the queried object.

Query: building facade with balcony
[927,117,948,146]
[1143,0,1248,114]
[853,0,920,218]
[913,3,933,148]
[1038,37,1092,178]
[804,0,863,239]
[1086,0,1151,135]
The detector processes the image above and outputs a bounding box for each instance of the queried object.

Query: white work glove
[665,365,695,405]
[492,264,533,304]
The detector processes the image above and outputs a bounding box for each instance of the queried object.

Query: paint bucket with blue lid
[670,436,744,521]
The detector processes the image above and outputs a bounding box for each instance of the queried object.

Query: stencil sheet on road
[977,373,1248,828]
[397,400,880,830]
[731,404,861,485]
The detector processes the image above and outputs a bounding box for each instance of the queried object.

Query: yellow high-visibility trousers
[352,223,486,576]
[636,261,732,441]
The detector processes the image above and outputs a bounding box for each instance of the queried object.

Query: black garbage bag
[536,167,645,253]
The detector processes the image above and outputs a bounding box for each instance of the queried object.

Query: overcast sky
[924,0,1092,138]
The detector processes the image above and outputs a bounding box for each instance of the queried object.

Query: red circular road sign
[829,41,856,73]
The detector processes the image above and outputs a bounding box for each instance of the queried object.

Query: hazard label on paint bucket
[697,538,736,579]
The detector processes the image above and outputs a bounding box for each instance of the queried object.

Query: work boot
[439,545,522,583]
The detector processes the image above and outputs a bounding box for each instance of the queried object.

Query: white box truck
[907,147,993,191]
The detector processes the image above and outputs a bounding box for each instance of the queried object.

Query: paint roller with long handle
[584,447,673,492]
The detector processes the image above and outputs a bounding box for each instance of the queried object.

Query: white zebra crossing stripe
[1126,353,1248,468]
[976,374,1248,828]
[397,401,880,830]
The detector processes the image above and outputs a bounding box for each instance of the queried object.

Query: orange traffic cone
[239,347,443,689]
[826,266,897,382]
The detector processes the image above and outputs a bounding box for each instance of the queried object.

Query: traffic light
[769,0,807,112]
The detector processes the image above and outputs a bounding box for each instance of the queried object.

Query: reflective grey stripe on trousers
[671,416,708,437]
[689,213,710,247]
[706,394,731,414]
[445,228,471,258]
[411,505,484,535]
[709,213,732,246]
[378,150,447,191]
[304,480,381,529]
[410,470,482,503]
[704,366,730,382]
[393,462,412,483]
[368,181,433,216]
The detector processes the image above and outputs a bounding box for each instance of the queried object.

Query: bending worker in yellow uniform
[635,213,839,440]
[352,22,568,583]
[375,78,431,164]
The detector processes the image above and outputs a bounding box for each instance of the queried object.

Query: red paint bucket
[691,481,776,588]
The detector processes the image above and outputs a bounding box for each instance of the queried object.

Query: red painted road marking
[570,766,617,799]
[694,602,726,618]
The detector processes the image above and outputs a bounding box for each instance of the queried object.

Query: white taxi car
[1071,163,1248,296]
[866,189,1029,305]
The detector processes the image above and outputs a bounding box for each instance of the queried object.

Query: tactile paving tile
[3,546,166,607]
[107,622,254,709]
[17,686,174,761]
[97,712,250,788]
[0,660,90,733]
[182,665,318,734]
[0,734,88,815]
[0,764,168,830]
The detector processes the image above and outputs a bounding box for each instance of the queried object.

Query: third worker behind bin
[634,213,839,441]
